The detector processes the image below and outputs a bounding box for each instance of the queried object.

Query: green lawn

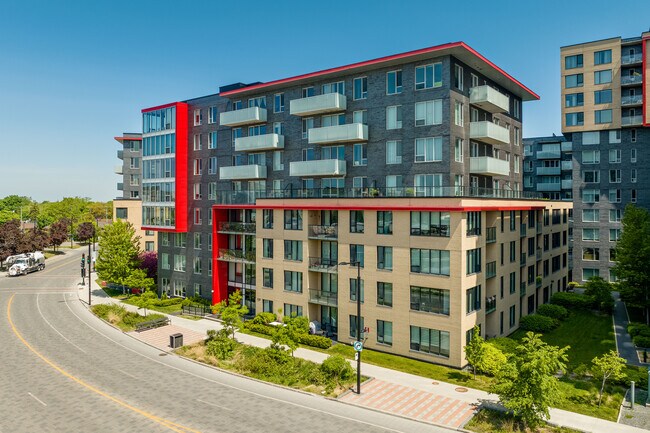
[466,408,581,433]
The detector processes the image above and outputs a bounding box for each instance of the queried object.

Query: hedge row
[628,323,650,338]
[242,321,332,349]
[536,304,569,320]
[550,292,595,310]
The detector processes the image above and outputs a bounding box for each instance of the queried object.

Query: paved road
[612,291,643,366]
[0,251,451,433]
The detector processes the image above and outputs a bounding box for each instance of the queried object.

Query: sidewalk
[613,291,643,367]
[83,281,649,433]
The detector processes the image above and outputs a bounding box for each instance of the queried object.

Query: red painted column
[212,207,229,305]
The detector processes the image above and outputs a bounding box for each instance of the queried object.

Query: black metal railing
[308,224,338,239]
[308,257,338,272]
[486,296,497,313]
[182,304,211,317]
[217,248,256,263]
[410,225,450,237]
[218,221,256,233]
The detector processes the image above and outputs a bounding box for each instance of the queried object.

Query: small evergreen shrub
[519,314,559,333]
[633,335,650,348]
[321,355,354,382]
[536,304,569,320]
[628,323,650,337]
[252,312,276,325]
[298,334,332,349]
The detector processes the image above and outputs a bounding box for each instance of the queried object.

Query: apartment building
[522,135,573,201]
[141,41,571,368]
[113,133,157,252]
[561,32,650,283]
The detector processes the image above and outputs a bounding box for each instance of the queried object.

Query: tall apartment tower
[141,42,571,368]
[561,32,650,283]
[113,132,157,252]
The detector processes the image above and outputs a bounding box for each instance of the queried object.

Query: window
[262,239,273,258]
[349,315,365,339]
[565,54,583,69]
[350,210,364,233]
[353,110,367,125]
[350,244,364,267]
[193,109,202,126]
[161,253,170,270]
[582,150,600,164]
[272,150,284,171]
[175,233,187,248]
[582,228,600,241]
[566,112,584,126]
[193,159,202,176]
[248,97,266,108]
[410,326,450,357]
[632,189,637,203]
[193,257,202,274]
[262,299,273,313]
[509,305,516,328]
[609,149,621,164]
[595,109,612,124]
[594,90,612,104]
[514,155,520,174]
[454,138,464,162]
[565,93,584,107]
[284,210,302,230]
[353,143,367,166]
[414,174,442,197]
[386,70,402,95]
[415,100,443,126]
[609,130,621,144]
[509,272,516,294]
[386,106,402,129]
[415,63,442,89]
[466,285,481,314]
[410,211,450,237]
[583,247,600,261]
[610,209,622,222]
[377,320,393,346]
[301,118,314,139]
[161,233,169,247]
[386,175,402,195]
[115,208,128,219]
[194,208,202,225]
[262,209,273,229]
[565,74,583,88]
[582,209,600,222]
[193,134,202,151]
[377,246,393,270]
[410,248,450,276]
[632,129,637,142]
[609,169,621,183]
[415,137,442,162]
[193,232,202,249]
[173,255,186,272]
[454,64,463,90]
[583,170,600,183]
[583,268,600,281]
[207,157,217,175]
[284,240,303,261]
[208,182,217,200]
[609,189,621,203]
[467,211,481,236]
[594,70,612,85]
[322,81,344,95]
[284,271,303,293]
[632,169,637,183]
[377,282,392,307]
[377,211,392,235]
[349,278,364,302]
[322,113,345,127]
[454,101,464,126]
[631,148,637,163]
[386,140,402,164]
[594,49,612,65]
[466,248,482,274]
[207,131,217,149]
[284,303,303,317]
[582,189,600,203]
[232,128,242,146]
[410,286,450,315]
[274,93,285,113]
[353,77,368,100]
[302,87,314,98]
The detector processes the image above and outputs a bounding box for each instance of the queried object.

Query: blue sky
[1,0,649,201]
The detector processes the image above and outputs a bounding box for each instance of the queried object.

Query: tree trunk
[598,377,606,407]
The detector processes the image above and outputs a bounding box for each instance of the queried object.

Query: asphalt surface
[0,250,452,433]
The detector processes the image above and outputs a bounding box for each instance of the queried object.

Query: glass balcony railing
[486,227,497,243]
[622,53,643,64]
[486,261,497,279]
[308,257,338,273]
[308,224,338,239]
[520,282,526,297]
[308,289,338,306]
[622,115,643,126]
[621,95,643,106]
[621,75,642,85]
[485,296,497,314]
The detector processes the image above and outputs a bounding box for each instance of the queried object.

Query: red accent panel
[141,102,179,113]
[212,208,229,305]
[174,103,189,232]
[220,42,539,100]
[213,203,547,212]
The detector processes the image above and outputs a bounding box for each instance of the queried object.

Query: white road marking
[118,369,137,379]
[36,294,87,354]
[196,398,232,411]
[62,295,408,433]
[28,392,47,406]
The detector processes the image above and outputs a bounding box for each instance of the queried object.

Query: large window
[415,63,442,89]
[386,140,402,164]
[565,54,583,69]
[582,189,600,203]
[262,239,273,258]
[466,248,482,275]
[582,209,600,222]
[262,268,273,288]
[386,106,402,130]
[595,109,612,124]
[594,70,612,85]
[410,326,450,357]
[565,93,584,107]
[582,150,600,164]
[284,303,303,317]
[410,211,450,237]
[386,70,402,95]
[410,248,450,275]
[377,246,393,270]
[349,278,364,302]
[377,211,392,234]
[410,286,450,315]
[284,210,303,230]
[565,74,583,88]
[274,93,285,113]
[594,49,612,65]
[350,210,364,233]
[594,89,612,104]
[467,211,481,236]
[377,282,393,307]
[466,285,482,314]
[566,112,584,126]
[349,315,365,339]
[353,77,368,100]
[415,100,442,126]
[284,271,303,293]
[582,228,600,241]
[377,320,393,346]
[350,244,364,267]
[284,240,303,261]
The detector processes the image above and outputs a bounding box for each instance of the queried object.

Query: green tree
[123,269,155,292]
[613,204,650,324]
[584,276,614,312]
[213,290,248,340]
[464,326,484,379]
[591,350,626,407]
[271,315,309,356]
[95,220,141,285]
[491,332,569,428]
[0,195,32,213]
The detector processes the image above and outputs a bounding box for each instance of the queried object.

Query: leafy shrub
[298,334,332,349]
[550,292,595,310]
[321,355,354,382]
[633,335,650,348]
[243,322,274,335]
[252,312,276,325]
[92,303,126,318]
[624,365,648,387]
[628,323,650,337]
[206,329,236,360]
[536,304,569,320]
[519,314,559,333]
[487,337,518,355]
[181,295,210,307]
[477,344,507,376]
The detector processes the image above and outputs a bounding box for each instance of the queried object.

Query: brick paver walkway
[339,379,477,429]
[129,324,206,352]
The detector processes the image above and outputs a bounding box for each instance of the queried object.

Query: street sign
[353,341,363,352]
[354,352,359,361]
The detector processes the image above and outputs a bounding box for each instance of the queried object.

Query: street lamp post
[88,241,92,306]
[339,260,362,394]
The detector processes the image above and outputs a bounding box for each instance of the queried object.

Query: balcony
[308,289,338,307]
[308,123,368,145]
[562,179,573,190]
[218,222,256,234]
[622,95,643,106]
[537,224,542,235]
[561,142,573,152]
[219,164,267,180]
[486,261,497,279]
[469,85,510,113]
[117,150,124,160]
[622,53,643,65]
[621,75,642,86]
[114,165,123,175]
[469,121,510,145]
[536,248,542,261]
[116,182,123,191]
[536,150,561,159]
[536,166,561,176]
[290,93,346,116]
[217,248,256,264]
[485,296,497,314]
[486,227,497,244]
[289,159,346,177]
[235,134,284,152]
[536,183,561,192]
[411,225,450,237]
[520,224,527,237]
[308,257,338,273]
[561,160,573,171]
[520,252,527,266]
[520,282,526,297]
[308,224,338,240]
[470,156,509,176]
[622,115,643,126]
[220,106,267,127]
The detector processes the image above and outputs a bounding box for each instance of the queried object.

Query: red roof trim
[220,41,539,100]
[141,102,179,113]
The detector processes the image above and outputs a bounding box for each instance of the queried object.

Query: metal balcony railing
[411,225,450,237]
[486,261,497,279]
[217,248,256,263]
[308,224,338,239]
[218,222,256,234]
[485,296,497,314]
[308,257,338,273]
[486,227,497,244]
